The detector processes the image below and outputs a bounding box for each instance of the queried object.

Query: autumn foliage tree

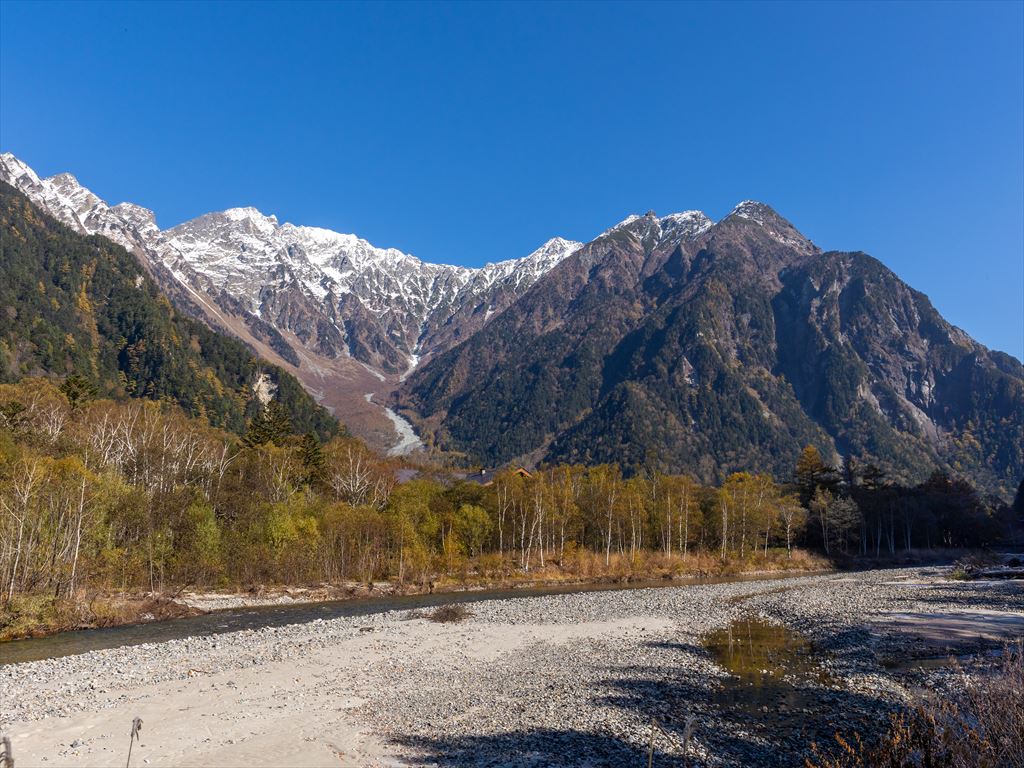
[0,378,1010,625]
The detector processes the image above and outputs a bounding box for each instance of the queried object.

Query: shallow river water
[1,572,810,666]
[704,617,839,722]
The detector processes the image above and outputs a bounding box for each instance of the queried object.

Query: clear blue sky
[2,1,1022,358]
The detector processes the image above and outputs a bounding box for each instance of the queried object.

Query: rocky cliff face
[399,205,1023,495]
[157,206,580,374]
[0,153,579,451]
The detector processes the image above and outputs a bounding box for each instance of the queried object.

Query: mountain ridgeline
[0,152,581,451]
[0,181,338,441]
[398,205,1024,496]
[0,149,1019,498]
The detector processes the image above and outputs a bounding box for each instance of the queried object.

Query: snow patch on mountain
[599,209,714,245]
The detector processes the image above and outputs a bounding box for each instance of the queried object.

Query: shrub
[426,604,471,623]
[807,642,1024,768]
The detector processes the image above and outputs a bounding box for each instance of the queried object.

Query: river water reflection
[703,617,842,747]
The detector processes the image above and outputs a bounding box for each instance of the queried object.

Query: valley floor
[2,567,1022,767]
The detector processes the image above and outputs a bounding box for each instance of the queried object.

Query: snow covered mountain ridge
[0,151,791,454]
[0,152,581,376]
[0,153,804,380]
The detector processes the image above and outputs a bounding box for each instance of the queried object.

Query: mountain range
[0,153,577,451]
[399,204,1023,494]
[2,153,1021,495]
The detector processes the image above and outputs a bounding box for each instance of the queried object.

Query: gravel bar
[2,566,1021,767]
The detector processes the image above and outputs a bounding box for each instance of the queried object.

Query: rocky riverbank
[2,567,1021,766]
[1,551,831,640]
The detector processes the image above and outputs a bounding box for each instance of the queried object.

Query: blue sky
[1,1,1022,358]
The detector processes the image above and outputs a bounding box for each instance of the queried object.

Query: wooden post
[125,717,142,768]
[647,717,656,768]
[1,733,13,768]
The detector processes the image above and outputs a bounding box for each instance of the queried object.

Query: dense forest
[0,378,1015,629]
[0,181,337,441]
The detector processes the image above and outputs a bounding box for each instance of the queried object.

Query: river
[362,392,423,455]
[0,571,809,665]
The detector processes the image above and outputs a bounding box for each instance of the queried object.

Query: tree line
[0,378,1017,609]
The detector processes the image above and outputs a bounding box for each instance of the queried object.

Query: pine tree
[59,374,98,411]
[298,432,326,488]
[244,400,293,447]
[794,445,838,507]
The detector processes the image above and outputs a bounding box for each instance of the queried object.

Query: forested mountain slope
[0,182,338,440]
[399,204,1024,496]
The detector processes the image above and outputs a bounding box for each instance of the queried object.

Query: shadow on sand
[389,620,898,767]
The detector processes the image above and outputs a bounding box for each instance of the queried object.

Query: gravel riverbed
[2,566,1021,767]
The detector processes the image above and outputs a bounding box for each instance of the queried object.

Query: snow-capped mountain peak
[0,152,580,379]
[221,206,280,232]
[0,152,40,185]
[729,199,773,224]
[600,209,713,244]
[660,210,713,233]
[0,151,817,457]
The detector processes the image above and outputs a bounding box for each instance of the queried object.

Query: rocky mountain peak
[47,171,84,190]
[400,200,1022,497]
[222,206,280,232]
[660,210,714,241]
[0,152,581,384]
[718,199,818,257]
[47,173,104,216]
[728,199,777,222]
[600,209,713,246]
[0,152,39,185]
[3,152,1019,484]
[485,237,581,271]
[538,235,579,252]
[110,202,158,230]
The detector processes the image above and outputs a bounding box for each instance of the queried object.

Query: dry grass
[3,548,830,640]
[0,593,199,641]
[439,547,831,589]
[807,642,1024,768]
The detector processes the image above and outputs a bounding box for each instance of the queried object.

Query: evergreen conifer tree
[244,400,293,447]
[59,374,98,410]
[299,432,326,487]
